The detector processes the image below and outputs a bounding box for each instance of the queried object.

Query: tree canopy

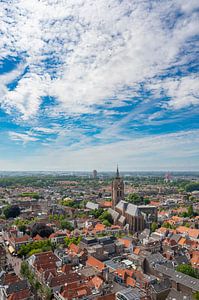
[126,193,144,204]
[176,264,199,279]
[185,182,199,192]
[31,223,54,238]
[3,205,20,219]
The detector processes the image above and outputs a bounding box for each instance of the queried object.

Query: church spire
[116,165,120,178]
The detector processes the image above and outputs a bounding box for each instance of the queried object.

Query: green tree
[176,264,199,279]
[102,220,111,227]
[99,211,113,224]
[90,208,104,218]
[3,205,20,219]
[144,198,150,205]
[60,220,74,231]
[188,205,194,217]
[193,291,199,300]
[126,193,143,204]
[20,261,30,278]
[185,182,199,192]
[151,222,158,232]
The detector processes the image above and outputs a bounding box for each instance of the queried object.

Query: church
[108,167,157,233]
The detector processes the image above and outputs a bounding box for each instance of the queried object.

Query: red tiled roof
[118,238,131,248]
[3,273,20,285]
[61,282,92,300]
[86,256,105,271]
[90,276,104,289]
[94,223,106,231]
[69,243,80,254]
[12,235,31,243]
[133,247,141,255]
[33,234,43,241]
[176,226,199,239]
[8,289,31,300]
[100,201,112,208]
[126,276,136,287]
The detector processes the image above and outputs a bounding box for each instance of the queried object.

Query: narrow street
[6,249,22,277]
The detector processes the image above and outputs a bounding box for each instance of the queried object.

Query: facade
[112,166,125,209]
[0,245,6,270]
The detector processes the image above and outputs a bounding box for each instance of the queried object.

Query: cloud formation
[0,0,199,170]
[1,0,199,119]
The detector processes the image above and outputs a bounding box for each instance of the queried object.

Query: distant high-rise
[112,166,124,209]
[93,169,98,179]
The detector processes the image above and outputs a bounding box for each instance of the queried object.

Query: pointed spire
[116,165,120,178]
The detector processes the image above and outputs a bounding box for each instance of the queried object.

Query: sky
[0,0,199,171]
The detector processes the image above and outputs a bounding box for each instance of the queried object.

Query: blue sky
[0,0,199,171]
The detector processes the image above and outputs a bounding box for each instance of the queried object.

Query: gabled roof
[86,256,106,272]
[118,238,132,248]
[176,226,199,239]
[8,289,32,300]
[126,203,139,217]
[90,275,104,289]
[69,243,80,254]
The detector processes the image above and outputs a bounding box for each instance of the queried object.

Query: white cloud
[147,75,199,109]
[2,129,198,171]
[0,0,199,120]
[9,131,39,143]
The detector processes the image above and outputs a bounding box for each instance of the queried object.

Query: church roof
[116,200,128,211]
[115,200,141,217]
[108,208,119,222]
[126,203,139,217]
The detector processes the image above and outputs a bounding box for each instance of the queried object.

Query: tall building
[93,169,98,179]
[112,166,124,209]
[109,166,157,233]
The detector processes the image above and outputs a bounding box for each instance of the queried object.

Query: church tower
[112,166,124,209]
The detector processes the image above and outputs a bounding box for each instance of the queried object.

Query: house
[116,287,148,300]
[176,226,199,239]
[9,235,32,252]
[49,231,66,244]
[190,251,199,269]
[86,256,106,272]
[0,272,33,300]
[55,281,92,300]
[0,245,7,270]
[150,278,171,300]
[27,251,61,284]
[154,264,199,295]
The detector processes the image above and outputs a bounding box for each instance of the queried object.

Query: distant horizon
[0,170,198,174]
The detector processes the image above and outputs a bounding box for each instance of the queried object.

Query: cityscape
[0,1,199,300]
[0,169,198,299]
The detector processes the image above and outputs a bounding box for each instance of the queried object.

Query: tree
[144,198,150,205]
[18,240,52,257]
[185,182,199,192]
[20,261,30,278]
[60,220,74,231]
[188,205,194,217]
[18,224,27,233]
[193,292,199,300]
[176,264,199,279]
[102,220,111,227]
[3,205,20,219]
[31,223,54,238]
[126,193,143,204]
[65,236,82,247]
[90,208,104,218]
[151,222,158,232]
[99,211,113,224]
